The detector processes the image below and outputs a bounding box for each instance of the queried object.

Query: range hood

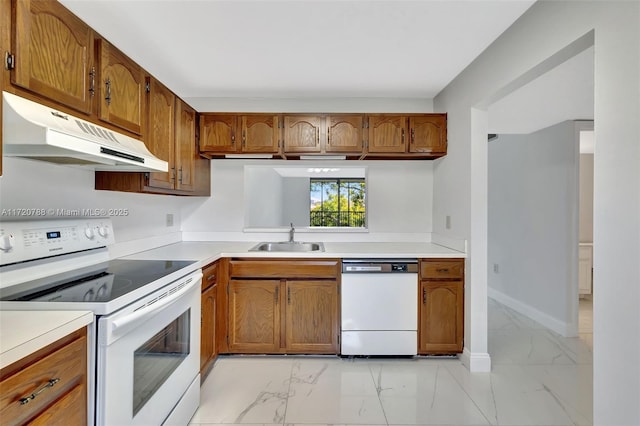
[2,91,168,172]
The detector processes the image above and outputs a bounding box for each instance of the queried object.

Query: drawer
[202,261,219,291]
[420,259,464,279]
[230,259,340,279]
[0,334,86,426]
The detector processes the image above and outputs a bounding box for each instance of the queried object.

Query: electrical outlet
[166,213,174,227]
[446,215,451,230]
[493,263,499,273]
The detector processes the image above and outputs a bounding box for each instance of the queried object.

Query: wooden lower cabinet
[418,259,464,354]
[226,258,340,355]
[201,261,219,380]
[0,328,87,426]
[285,281,339,353]
[228,280,281,353]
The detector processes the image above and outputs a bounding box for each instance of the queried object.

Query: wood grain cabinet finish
[228,280,281,353]
[367,114,447,157]
[96,39,146,135]
[146,77,175,190]
[409,115,447,154]
[227,259,340,355]
[283,115,324,153]
[241,115,280,153]
[326,115,365,153]
[0,328,87,426]
[418,259,464,354]
[11,0,95,114]
[367,115,408,153]
[200,261,218,380]
[199,114,238,153]
[174,98,203,192]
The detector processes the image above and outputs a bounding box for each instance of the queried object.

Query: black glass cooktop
[0,259,195,303]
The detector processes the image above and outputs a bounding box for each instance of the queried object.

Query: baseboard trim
[488,288,576,337]
[461,347,492,372]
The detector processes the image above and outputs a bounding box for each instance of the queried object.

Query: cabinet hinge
[5,52,15,70]
[363,118,369,129]
[145,82,150,93]
[226,335,229,345]
[144,172,150,184]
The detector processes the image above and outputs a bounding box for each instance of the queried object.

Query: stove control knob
[84,289,95,301]
[84,227,95,240]
[0,234,15,251]
[98,226,110,238]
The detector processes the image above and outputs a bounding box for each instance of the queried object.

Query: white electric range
[0,218,201,426]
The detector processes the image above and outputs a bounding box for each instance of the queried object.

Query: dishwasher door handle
[344,265,383,272]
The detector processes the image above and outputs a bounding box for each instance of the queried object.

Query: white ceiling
[60,0,592,134]
[60,0,535,101]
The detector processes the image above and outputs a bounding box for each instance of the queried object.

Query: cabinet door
[146,78,175,190]
[409,115,447,154]
[200,284,217,375]
[285,281,339,354]
[12,0,94,114]
[200,114,238,153]
[419,280,463,354]
[228,280,280,353]
[97,40,146,135]
[368,115,407,153]
[326,115,364,153]
[241,115,280,153]
[283,115,323,153]
[175,99,197,192]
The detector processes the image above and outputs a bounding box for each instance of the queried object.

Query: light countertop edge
[0,310,93,370]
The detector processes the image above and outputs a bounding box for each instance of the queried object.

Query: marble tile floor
[190,299,593,426]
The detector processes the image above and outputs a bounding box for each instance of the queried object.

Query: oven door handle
[110,275,199,337]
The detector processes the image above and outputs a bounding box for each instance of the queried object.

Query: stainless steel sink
[249,241,325,252]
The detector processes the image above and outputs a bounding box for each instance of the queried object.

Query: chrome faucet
[289,223,295,243]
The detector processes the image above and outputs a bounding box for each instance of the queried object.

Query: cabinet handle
[170,167,175,182]
[316,128,319,145]
[19,378,60,405]
[89,67,96,97]
[242,130,246,148]
[231,132,235,144]
[401,128,405,144]
[422,287,426,304]
[206,274,216,282]
[178,167,183,183]
[327,127,330,145]
[436,268,450,273]
[104,78,111,105]
[411,128,415,144]
[275,286,279,303]
[287,286,291,304]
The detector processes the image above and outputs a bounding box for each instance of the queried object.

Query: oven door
[96,271,201,426]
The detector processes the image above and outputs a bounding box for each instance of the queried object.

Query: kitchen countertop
[124,241,466,269]
[0,310,93,369]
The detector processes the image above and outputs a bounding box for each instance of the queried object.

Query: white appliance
[0,218,200,426]
[2,91,168,172]
[341,259,418,356]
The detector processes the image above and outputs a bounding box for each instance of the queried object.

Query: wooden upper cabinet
[284,115,323,153]
[326,115,364,153]
[241,115,280,153]
[409,115,447,154]
[11,0,94,114]
[96,39,146,135]
[200,114,238,153]
[367,115,408,153]
[146,77,175,190]
[175,99,197,192]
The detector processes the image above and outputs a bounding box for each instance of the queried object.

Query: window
[310,178,366,227]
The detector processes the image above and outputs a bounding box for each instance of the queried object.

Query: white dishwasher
[341,259,418,355]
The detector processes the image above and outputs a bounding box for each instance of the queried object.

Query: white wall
[0,157,185,248]
[181,159,434,242]
[434,1,639,423]
[488,122,578,335]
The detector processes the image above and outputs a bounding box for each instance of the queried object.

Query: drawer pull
[422,287,426,304]
[206,274,216,282]
[436,268,450,273]
[19,378,60,405]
